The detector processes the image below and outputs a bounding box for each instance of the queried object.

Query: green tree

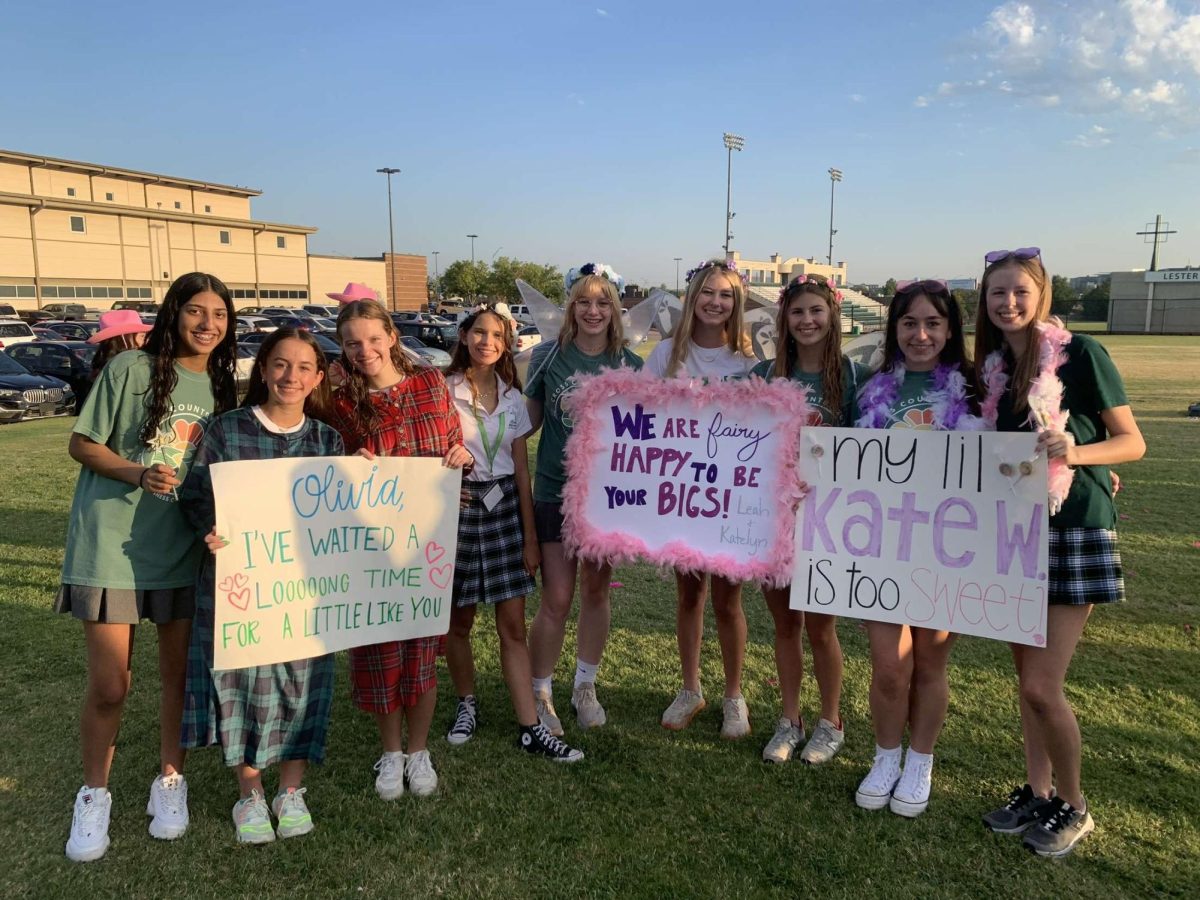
[1051,275,1077,317]
[952,288,980,325]
[485,257,564,303]
[882,278,897,300]
[1080,281,1110,321]
[439,260,489,299]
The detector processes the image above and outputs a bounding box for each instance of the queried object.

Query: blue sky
[5,0,1200,286]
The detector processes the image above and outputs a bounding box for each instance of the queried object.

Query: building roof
[0,149,262,198]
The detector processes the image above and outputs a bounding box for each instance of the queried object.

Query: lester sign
[791,427,1050,645]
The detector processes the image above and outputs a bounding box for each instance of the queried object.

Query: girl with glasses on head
[852,278,984,819]
[646,259,759,740]
[748,274,868,764]
[974,248,1144,857]
[524,263,643,735]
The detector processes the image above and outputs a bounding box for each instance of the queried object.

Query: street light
[491,246,503,262]
[827,167,842,267]
[377,167,400,310]
[674,257,682,292]
[723,132,745,257]
[467,234,478,264]
[431,250,440,306]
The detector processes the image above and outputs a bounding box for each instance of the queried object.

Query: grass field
[1,335,1197,898]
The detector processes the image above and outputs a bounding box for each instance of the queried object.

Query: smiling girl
[853,280,983,818]
[180,328,342,843]
[58,272,236,862]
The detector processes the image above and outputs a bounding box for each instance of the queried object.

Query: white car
[509,304,534,326]
[303,303,341,318]
[516,325,543,354]
[236,315,277,335]
[0,317,37,349]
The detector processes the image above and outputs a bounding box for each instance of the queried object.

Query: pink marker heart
[425,542,446,565]
[217,573,248,593]
[429,564,453,590]
[226,588,250,611]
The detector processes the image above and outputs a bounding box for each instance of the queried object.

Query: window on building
[174,201,182,209]
[16,286,35,298]
[107,287,123,298]
[70,216,86,233]
[204,204,211,213]
[219,230,231,244]
[66,187,76,197]
[0,286,14,298]
[41,286,58,298]
[76,287,92,298]
[58,287,76,298]
[276,236,286,249]
[299,291,308,299]
[105,192,114,201]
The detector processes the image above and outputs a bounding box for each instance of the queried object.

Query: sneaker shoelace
[451,701,476,734]
[408,753,434,780]
[374,755,402,780]
[1003,785,1033,812]
[237,790,268,823]
[76,792,107,831]
[532,724,570,756]
[279,788,308,818]
[157,774,186,816]
[810,722,838,751]
[771,720,795,743]
[1040,801,1075,833]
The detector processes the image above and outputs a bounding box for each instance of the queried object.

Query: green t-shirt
[749,357,869,426]
[61,351,216,589]
[994,333,1128,529]
[525,340,644,504]
[854,369,943,429]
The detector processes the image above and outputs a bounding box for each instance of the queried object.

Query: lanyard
[474,410,506,474]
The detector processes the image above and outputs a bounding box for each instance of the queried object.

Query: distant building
[946,278,977,292]
[726,251,848,288]
[1069,273,1109,294]
[0,148,427,311]
[1108,268,1200,334]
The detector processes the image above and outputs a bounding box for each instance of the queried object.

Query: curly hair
[335,299,417,431]
[138,272,237,445]
[241,328,334,423]
[444,307,522,412]
[773,279,845,421]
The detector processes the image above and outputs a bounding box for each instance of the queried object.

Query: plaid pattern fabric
[453,476,535,608]
[1047,527,1125,606]
[331,368,463,458]
[349,637,441,712]
[180,408,344,765]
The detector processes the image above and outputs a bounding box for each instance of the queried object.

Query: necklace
[981,321,1074,516]
[856,361,984,431]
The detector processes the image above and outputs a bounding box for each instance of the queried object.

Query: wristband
[139,467,151,490]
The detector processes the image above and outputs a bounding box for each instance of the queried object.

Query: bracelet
[138,467,151,490]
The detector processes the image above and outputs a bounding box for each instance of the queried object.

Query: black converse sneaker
[1022,797,1095,857]
[446,696,477,746]
[519,723,584,762]
[982,784,1055,835]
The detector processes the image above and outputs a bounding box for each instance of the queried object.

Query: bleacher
[744,284,887,333]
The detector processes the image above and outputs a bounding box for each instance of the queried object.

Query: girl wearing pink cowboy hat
[326,283,380,305]
[88,310,155,380]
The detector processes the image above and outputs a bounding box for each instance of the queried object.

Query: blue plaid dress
[180,407,344,767]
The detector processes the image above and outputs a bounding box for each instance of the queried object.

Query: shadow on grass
[0,505,69,549]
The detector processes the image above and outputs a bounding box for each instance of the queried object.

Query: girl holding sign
[525,263,643,733]
[181,328,343,843]
[57,273,236,862]
[645,259,759,739]
[852,279,983,818]
[749,275,868,763]
[331,301,472,800]
[974,248,1144,857]
[442,303,584,761]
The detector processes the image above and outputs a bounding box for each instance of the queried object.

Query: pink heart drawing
[226,588,250,611]
[429,564,453,590]
[425,541,446,565]
[218,573,248,593]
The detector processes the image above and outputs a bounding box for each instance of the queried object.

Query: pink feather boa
[560,368,812,587]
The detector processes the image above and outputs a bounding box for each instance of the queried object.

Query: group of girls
[56,244,1142,862]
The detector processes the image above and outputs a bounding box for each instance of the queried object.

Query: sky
[4,0,1200,287]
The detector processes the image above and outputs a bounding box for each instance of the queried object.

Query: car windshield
[72,346,98,365]
[400,336,428,348]
[0,354,30,375]
[0,323,34,337]
[312,334,341,353]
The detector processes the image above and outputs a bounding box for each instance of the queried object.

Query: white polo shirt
[448,372,533,482]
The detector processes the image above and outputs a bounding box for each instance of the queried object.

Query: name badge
[481,482,504,511]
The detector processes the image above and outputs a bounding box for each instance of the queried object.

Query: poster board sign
[211,456,460,669]
[791,427,1049,646]
[562,368,810,585]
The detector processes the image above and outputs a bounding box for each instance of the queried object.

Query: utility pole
[467,234,478,264]
[376,167,400,309]
[827,167,842,267]
[723,133,744,256]
[674,257,682,292]
[1136,214,1178,334]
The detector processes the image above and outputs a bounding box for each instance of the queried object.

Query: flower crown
[779,274,843,303]
[566,262,625,296]
[685,259,748,286]
[468,301,514,323]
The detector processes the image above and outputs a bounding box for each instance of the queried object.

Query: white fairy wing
[743,307,777,361]
[516,279,565,338]
[624,290,669,349]
[653,292,684,339]
[843,331,886,372]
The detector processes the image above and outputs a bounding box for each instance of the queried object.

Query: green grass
[1,335,1198,898]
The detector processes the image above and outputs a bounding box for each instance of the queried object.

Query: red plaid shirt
[331,368,463,459]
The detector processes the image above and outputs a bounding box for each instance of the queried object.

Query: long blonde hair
[666,262,752,376]
[973,256,1052,414]
[558,274,626,355]
[772,279,846,420]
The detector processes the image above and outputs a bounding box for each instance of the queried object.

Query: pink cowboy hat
[88,309,154,344]
[326,282,380,304]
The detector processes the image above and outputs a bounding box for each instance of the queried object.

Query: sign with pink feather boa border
[791,427,1049,645]
[561,369,810,587]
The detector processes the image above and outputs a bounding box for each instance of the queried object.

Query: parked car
[0,303,17,318]
[5,340,96,412]
[40,320,100,342]
[516,325,543,354]
[0,318,38,349]
[111,301,160,314]
[40,302,89,320]
[235,315,278,335]
[18,309,57,326]
[508,304,534,326]
[391,311,423,323]
[310,317,338,335]
[240,331,342,359]
[235,344,257,392]
[394,316,458,351]
[302,303,341,318]
[0,352,75,422]
[265,313,322,331]
[399,336,451,368]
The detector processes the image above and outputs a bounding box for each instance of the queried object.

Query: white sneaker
[762,717,804,763]
[66,786,112,862]
[800,718,846,765]
[373,752,405,800]
[720,695,751,740]
[405,749,438,796]
[661,688,706,731]
[231,789,275,844]
[571,682,607,729]
[535,688,564,737]
[146,772,189,840]
[272,787,315,838]
[890,752,934,817]
[856,748,903,810]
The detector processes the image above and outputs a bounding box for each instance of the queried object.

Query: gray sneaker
[983,784,1055,835]
[1023,798,1095,857]
[661,689,706,731]
[571,682,607,728]
[720,695,751,740]
[762,717,804,763]
[534,688,563,737]
[800,718,845,765]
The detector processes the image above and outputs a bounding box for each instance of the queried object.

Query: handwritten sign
[210,456,460,668]
[561,368,810,585]
[791,427,1049,645]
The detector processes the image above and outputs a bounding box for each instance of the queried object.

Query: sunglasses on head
[895,278,949,296]
[984,247,1041,265]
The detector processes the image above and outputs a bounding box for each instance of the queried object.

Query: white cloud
[1069,124,1113,147]
[595,7,608,16]
[914,95,930,107]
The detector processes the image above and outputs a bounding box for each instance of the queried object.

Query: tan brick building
[0,149,428,312]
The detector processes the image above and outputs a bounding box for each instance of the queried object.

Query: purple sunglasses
[895,278,949,296]
[984,247,1041,265]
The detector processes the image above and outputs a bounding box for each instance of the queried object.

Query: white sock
[875,743,902,760]
[574,659,599,689]
[904,747,933,768]
[532,676,552,696]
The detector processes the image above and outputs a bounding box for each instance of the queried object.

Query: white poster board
[791,427,1050,646]
[211,456,460,668]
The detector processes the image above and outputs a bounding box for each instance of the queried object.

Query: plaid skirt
[349,636,442,713]
[454,476,536,608]
[1048,527,1125,606]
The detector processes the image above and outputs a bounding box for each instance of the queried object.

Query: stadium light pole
[723,133,744,257]
[431,250,440,305]
[376,167,400,309]
[827,167,843,267]
[674,257,682,292]
[467,234,478,264]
